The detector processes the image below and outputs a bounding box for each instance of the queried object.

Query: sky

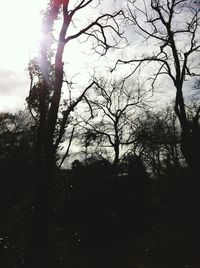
[0,0,199,113]
[0,0,199,168]
[0,0,119,113]
[0,0,126,113]
[0,0,49,112]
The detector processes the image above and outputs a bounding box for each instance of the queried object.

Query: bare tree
[133,107,184,178]
[77,78,148,171]
[113,0,200,174]
[27,0,124,266]
[111,2,200,259]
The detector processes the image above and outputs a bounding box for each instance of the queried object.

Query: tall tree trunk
[28,149,55,267]
[28,3,61,266]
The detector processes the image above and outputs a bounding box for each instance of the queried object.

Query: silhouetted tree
[27,0,124,266]
[77,78,148,173]
[113,4,200,256]
[133,107,184,178]
[114,0,200,174]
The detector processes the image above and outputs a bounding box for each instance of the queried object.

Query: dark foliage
[0,108,197,268]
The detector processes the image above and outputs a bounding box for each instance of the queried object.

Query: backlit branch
[54,81,100,149]
[65,11,125,54]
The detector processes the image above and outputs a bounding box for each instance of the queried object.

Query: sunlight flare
[0,0,48,69]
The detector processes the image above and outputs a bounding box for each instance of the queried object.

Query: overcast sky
[0,0,126,112]
[0,0,49,112]
[0,0,199,113]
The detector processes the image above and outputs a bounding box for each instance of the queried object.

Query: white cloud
[0,69,29,112]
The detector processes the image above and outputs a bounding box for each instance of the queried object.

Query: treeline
[0,105,196,268]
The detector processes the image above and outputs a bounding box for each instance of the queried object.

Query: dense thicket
[0,106,196,268]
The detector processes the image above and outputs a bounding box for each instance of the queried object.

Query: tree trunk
[26,153,55,268]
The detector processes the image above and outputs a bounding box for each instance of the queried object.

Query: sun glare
[0,0,48,70]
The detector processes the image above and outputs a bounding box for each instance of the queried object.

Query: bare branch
[54,81,98,149]
[58,126,75,168]
[65,11,124,54]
